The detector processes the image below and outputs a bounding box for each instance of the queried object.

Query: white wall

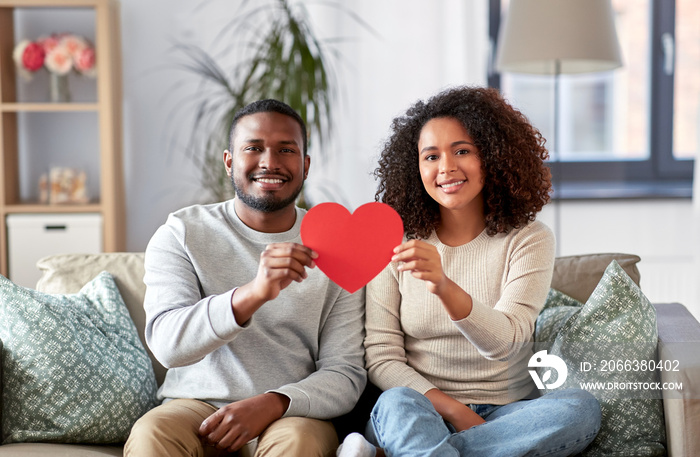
[114,1,698,319]
[539,201,699,320]
[119,0,489,249]
[120,0,210,251]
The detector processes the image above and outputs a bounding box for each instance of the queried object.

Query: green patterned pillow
[0,271,158,444]
[543,287,584,311]
[535,306,580,345]
[535,289,583,346]
[549,261,665,456]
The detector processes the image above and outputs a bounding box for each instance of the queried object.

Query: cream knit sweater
[365,220,555,405]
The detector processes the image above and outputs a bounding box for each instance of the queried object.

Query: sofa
[0,252,699,456]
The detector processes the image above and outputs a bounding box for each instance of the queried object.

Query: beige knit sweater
[365,220,555,405]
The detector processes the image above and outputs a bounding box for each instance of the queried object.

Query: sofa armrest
[654,303,700,457]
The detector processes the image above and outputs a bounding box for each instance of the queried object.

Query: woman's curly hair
[375,86,552,239]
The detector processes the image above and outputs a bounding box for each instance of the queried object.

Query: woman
[338,87,601,457]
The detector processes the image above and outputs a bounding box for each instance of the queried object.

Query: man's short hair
[228,99,308,155]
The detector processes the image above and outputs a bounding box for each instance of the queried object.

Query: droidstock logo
[528,350,568,389]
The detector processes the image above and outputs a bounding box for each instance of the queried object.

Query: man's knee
[255,417,338,457]
[125,399,217,457]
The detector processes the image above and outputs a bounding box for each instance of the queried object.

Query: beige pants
[124,398,338,457]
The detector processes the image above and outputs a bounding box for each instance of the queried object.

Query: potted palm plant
[175,0,366,204]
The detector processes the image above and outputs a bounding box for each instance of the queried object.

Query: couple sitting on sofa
[126,89,601,457]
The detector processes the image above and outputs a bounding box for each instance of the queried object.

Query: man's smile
[250,173,289,191]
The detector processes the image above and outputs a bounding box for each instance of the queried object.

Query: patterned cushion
[0,272,158,444]
[34,252,167,386]
[534,289,583,352]
[542,287,584,311]
[535,306,580,345]
[547,261,666,456]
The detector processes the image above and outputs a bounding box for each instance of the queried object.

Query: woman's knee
[551,388,602,433]
[370,387,439,434]
[573,389,601,432]
[374,387,426,412]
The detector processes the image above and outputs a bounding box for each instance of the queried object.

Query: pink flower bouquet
[13,33,97,79]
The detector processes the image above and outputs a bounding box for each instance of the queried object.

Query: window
[489,0,698,198]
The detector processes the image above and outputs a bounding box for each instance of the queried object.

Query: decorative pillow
[0,272,158,444]
[542,287,584,311]
[534,289,582,353]
[34,252,167,386]
[535,306,580,345]
[548,261,666,456]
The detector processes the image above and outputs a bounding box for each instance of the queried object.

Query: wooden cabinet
[0,0,124,279]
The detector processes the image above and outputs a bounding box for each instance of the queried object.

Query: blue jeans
[365,387,601,457]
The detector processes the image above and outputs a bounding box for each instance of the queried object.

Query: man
[125,99,366,457]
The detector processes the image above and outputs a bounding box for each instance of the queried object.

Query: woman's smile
[437,179,466,193]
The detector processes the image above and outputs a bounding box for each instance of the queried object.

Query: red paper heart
[301,202,404,293]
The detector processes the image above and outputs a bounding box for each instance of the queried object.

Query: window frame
[488,0,694,199]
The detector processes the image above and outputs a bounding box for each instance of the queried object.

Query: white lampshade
[496,0,623,75]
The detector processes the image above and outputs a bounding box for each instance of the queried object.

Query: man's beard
[231,174,303,213]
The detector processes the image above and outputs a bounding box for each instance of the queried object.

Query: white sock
[336,432,377,457]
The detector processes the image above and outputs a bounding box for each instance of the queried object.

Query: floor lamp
[495,0,623,256]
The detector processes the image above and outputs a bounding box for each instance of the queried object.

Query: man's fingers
[200,422,226,446]
[260,256,309,280]
[198,403,257,453]
[206,425,246,452]
[214,427,243,451]
[199,412,220,436]
[225,432,251,453]
[264,243,317,266]
[252,243,317,301]
[260,249,315,272]
[202,413,244,450]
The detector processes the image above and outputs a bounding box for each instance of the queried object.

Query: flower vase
[49,73,71,103]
